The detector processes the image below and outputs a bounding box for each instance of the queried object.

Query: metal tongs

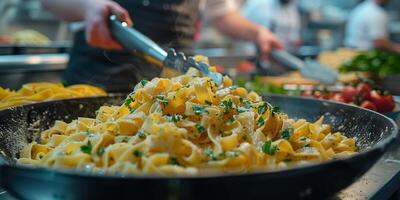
[108,15,222,85]
[270,50,338,85]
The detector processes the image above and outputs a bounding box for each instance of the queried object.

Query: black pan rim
[0,94,398,180]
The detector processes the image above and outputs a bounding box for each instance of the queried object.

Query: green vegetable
[235,76,286,95]
[237,104,252,113]
[193,106,208,115]
[339,50,400,78]
[97,147,105,156]
[262,140,277,155]
[80,141,92,155]
[137,131,146,139]
[140,79,148,87]
[257,116,265,127]
[204,149,218,161]
[195,124,206,134]
[133,150,143,157]
[280,128,293,140]
[169,115,183,123]
[220,99,233,112]
[156,95,169,107]
[169,157,180,166]
[258,103,268,115]
[226,151,239,158]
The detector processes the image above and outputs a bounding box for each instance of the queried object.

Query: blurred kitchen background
[0,0,400,89]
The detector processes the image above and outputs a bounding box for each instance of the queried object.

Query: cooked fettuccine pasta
[18,68,357,176]
[0,83,106,110]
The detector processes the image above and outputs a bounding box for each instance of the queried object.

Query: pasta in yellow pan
[18,68,357,176]
[0,83,106,110]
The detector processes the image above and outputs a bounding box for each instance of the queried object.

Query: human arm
[374,38,400,53]
[204,0,283,57]
[41,0,132,49]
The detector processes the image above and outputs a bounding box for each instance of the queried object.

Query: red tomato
[302,90,313,98]
[360,100,377,111]
[369,90,395,113]
[340,86,357,103]
[356,83,372,100]
[332,93,345,103]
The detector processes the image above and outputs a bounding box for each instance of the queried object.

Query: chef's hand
[84,0,133,50]
[255,27,284,59]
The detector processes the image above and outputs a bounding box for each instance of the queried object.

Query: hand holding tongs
[108,15,222,85]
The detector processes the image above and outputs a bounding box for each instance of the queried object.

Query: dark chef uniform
[65,0,200,92]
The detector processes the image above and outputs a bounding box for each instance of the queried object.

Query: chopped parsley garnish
[205,100,212,105]
[258,103,268,115]
[169,157,180,166]
[80,141,92,154]
[229,85,238,90]
[140,79,148,87]
[227,117,235,124]
[137,131,146,139]
[237,104,252,113]
[272,106,280,116]
[193,106,208,115]
[121,137,129,143]
[204,149,218,161]
[124,96,134,108]
[133,150,143,157]
[257,116,265,127]
[280,128,293,140]
[220,99,233,112]
[169,115,182,123]
[262,140,277,155]
[195,124,206,134]
[304,143,311,148]
[86,129,91,135]
[97,147,105,156]
[156,95,169,107]
[226,151,239,158]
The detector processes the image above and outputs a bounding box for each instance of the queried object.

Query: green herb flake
[137,131,146,139]
[169,157,180,166]
[280,128,293,140]
[272,106,280,116]
[221,99,233,112]
[140,79,148,87]
[97,147,105,156]
[304,143,311,148]
[226,151,239,158]
[262,140,277,155]
[258,103,268,115]
[80,141,92,155]
[229,85,238,90]
[257,116,265,127]
[86,129,91,136]
[133,150,143,157]
[237,104,252,113]
[195,124,206,134]
[227,117,235,124]
[204,149,218,161]
[156,95,169,107]
[169,115,182,123]
[193,106,208,115]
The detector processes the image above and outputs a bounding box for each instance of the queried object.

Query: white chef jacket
[345,0,389,50]
[241,0,301,49]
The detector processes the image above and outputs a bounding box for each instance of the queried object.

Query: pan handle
[108,15,168,63]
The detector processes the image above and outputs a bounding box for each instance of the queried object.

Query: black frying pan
[0,95,397,200]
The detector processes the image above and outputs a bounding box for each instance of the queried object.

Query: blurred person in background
[241,0,301,51]
[40,0,283,92]
[345,0,400,53]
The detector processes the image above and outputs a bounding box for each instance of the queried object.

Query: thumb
[108,2,133,26]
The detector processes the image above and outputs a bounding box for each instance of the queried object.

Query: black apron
[65,0,199,92]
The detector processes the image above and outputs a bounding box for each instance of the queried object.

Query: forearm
[210,11,261,42]
[41,0,96,21]
[374,39,400,53]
